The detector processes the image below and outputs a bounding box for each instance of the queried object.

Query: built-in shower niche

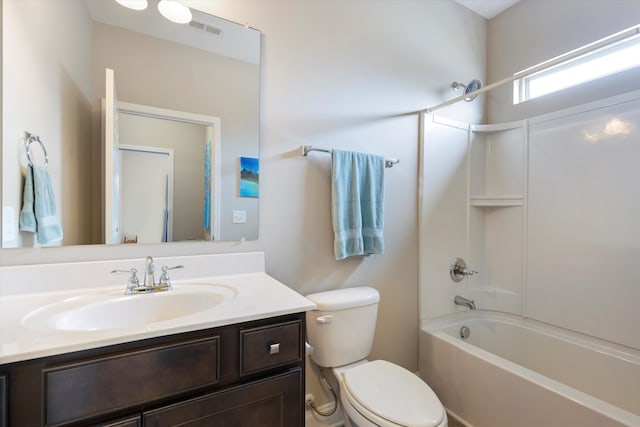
[468,123,526,314]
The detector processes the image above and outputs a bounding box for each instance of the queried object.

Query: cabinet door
[143,369,302,427]
[0,375,6,427]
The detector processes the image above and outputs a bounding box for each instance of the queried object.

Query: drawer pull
[270,343,281,355]
[240,320,301,375]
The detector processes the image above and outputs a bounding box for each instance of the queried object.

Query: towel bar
[301,145,399,168]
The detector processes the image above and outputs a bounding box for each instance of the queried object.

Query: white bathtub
[419,311,640,427]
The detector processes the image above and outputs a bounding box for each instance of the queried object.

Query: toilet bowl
[305,287,447,427]
[335,360,447,427]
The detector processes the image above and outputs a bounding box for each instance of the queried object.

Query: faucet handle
[158,265,184,290]
[464,267,479,276]
[111,268,140,294]
[449,258,478,282]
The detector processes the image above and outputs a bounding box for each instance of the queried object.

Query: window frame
[513,26,640,105]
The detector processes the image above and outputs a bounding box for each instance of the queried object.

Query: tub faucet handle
[450,258,478,282]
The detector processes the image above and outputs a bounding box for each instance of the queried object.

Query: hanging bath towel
[19,165,63,245]
[331,149,385,260]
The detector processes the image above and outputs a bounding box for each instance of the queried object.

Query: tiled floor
[448,416,466,427]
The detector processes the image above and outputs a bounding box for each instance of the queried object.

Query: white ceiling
[454,0,520,19]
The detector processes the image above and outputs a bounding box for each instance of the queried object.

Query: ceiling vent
[189,20,223,37]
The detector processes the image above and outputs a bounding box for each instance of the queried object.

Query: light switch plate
[2,206,17,245]
[232,210,247,224]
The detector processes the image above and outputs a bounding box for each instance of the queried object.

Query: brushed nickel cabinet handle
[269,343,280,355]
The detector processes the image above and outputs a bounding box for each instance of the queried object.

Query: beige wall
[1,0,486,406]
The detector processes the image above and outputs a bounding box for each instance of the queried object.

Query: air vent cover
[189,20,223,37]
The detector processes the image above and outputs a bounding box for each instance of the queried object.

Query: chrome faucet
[112,256,184,295]
[454,295,476,310]
[143,256,155,288]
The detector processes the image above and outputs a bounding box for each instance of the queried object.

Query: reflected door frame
[119,145,174,244]
[116,101,222,241]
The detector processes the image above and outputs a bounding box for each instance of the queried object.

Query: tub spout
[454,295,476,310]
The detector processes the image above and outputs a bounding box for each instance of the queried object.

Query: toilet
[305,287,447,427]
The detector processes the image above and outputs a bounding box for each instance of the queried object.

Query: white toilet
[305,287,447,427]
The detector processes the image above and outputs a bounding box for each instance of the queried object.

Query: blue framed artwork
[239,157,259,198]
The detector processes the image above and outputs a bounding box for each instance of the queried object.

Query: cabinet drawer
[240,320,301,375]
[44,336,219,426]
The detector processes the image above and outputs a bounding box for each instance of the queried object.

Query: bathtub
[419,311,640,427]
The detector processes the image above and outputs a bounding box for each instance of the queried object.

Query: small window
[514,25,640,104]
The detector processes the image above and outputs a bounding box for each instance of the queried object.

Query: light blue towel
[331,149,385,260]
[19,166,37,233]
[19,165,63,245]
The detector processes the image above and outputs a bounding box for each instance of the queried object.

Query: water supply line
[306,369,338,417]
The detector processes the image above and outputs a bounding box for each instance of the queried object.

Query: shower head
[451,79,482,102]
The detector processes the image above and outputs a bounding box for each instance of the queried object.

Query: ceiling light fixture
[114,0,148,11]
[157,0,192,24]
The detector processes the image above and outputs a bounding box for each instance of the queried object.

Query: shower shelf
[470,196,523,207]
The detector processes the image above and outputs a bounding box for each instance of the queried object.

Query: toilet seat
[341,360,446,427]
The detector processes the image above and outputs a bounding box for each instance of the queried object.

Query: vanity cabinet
[0,313,305,427]
[0,374,7,427]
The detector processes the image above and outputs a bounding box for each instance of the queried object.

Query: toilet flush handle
[316,315,333,324]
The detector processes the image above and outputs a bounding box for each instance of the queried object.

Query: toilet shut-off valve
[449,258,478,282]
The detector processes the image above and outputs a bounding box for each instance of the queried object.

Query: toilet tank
[305,287,380,368]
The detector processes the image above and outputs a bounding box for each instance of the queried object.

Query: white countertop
[0,253,316,364]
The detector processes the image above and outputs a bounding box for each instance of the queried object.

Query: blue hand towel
[19,166,37,233]
[331,149,385,260]
[19,165,63,245]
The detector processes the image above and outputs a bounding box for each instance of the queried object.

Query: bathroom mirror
[1,0,260,248]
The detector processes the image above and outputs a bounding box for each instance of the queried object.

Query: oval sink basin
[56,293,223,331]
[23,284,237,331]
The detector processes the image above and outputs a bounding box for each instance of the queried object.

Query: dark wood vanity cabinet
[0,374,7,427]
[0,313,305,427]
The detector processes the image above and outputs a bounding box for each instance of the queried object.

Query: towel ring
[25,132,49,168]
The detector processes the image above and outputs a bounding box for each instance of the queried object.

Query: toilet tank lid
[305,287,380,310]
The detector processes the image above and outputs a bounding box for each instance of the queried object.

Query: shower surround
[419,90,640,426]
